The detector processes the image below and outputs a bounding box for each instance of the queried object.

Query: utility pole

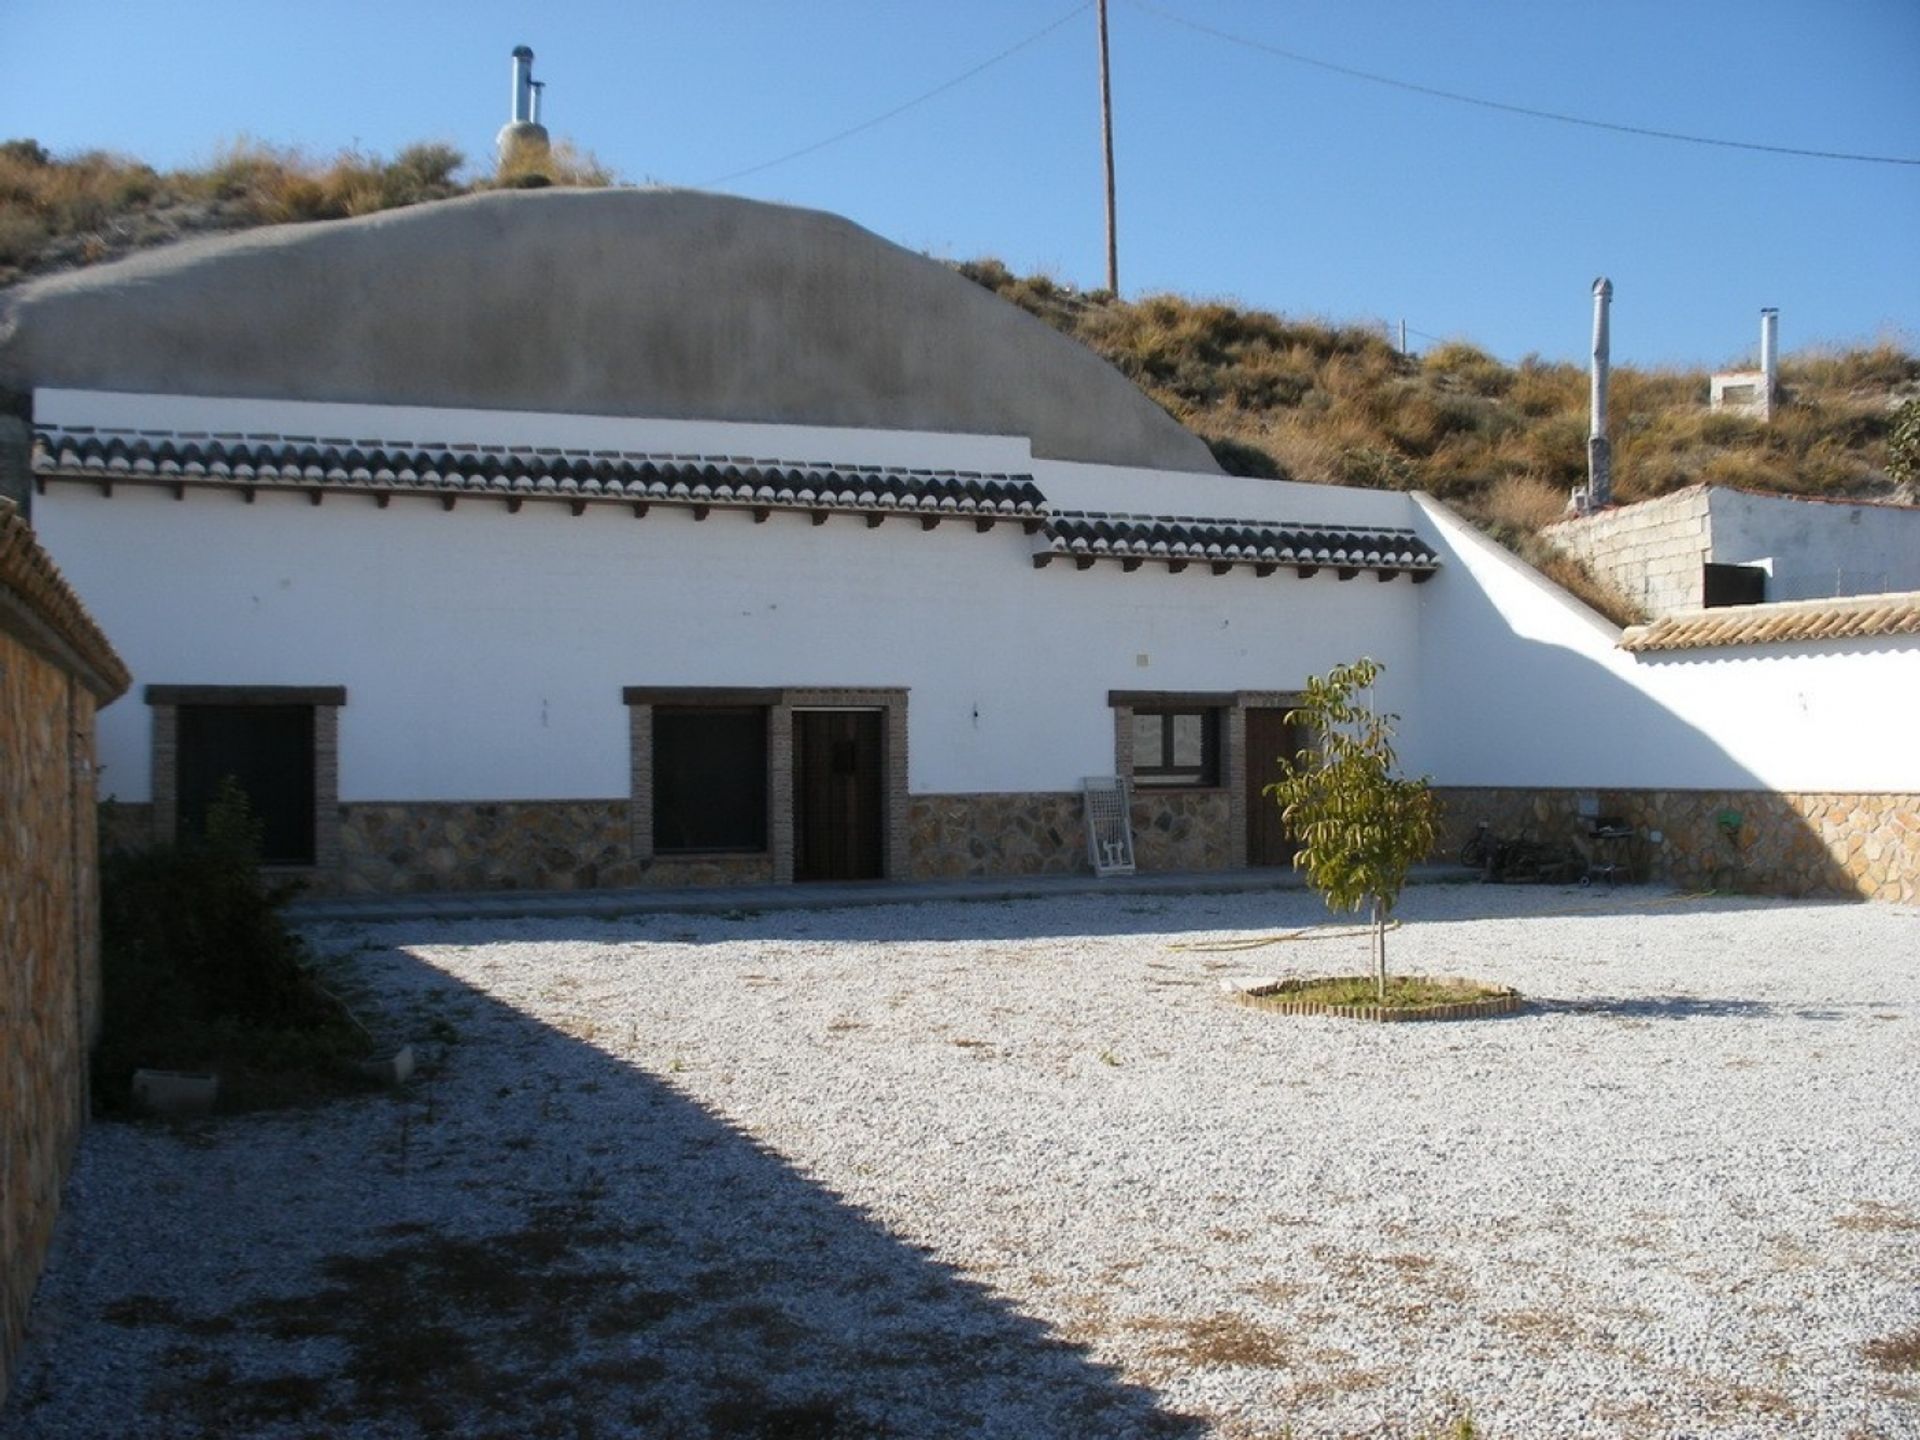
[1098,0,1118,295]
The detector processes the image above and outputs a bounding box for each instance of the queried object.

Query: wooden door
[793,710,884,881]
[1244,706,1297,868]
[176,704,316,864]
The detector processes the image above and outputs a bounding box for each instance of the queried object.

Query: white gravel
[5,884,1918,1439]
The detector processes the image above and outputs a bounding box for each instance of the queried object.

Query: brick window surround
[1109,689,1301,869]
[145,684,346,879]
[625,687,909,884]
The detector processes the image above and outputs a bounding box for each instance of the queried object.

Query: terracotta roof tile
[1620,592,1920,652]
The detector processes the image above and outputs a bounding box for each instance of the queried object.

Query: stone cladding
[907,789,1232,878]
[1433,786,1918,902]
[335,801,778,894]
[907,793,1087,879]
[1,503,125,1404]
[1132,790,1233,872]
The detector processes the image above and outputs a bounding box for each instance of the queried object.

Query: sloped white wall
[1409,497,1920,793]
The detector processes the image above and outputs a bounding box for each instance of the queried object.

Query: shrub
[1204,433,1290,479]
[1889,397,1920,489]
[93,780,366,1112]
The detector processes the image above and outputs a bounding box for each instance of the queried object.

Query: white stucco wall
[32,395,1426,805]
[1707,488,1920,602]
[1410,497,1920,793]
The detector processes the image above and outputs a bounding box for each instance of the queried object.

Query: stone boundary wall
[0,500,127,1404]
[1433,786,1918,902]
[1545,486,1711,618]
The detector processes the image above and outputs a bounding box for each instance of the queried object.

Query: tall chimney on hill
[1760,307,1779,419]
[1587,277,1613,511]
[496,45,551,170]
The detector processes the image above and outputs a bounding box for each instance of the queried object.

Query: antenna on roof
[497,45,552,172]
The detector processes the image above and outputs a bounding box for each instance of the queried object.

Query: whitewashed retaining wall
[1410,497,1920,794]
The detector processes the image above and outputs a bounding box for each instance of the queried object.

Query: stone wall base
[907,789,1233,878]
[98,787,1918,903]
[1433,787,1918,903]
[336,801,774,894]
[908,793,1087,880]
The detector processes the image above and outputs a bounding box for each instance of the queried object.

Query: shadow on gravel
[300,882,1842,950]
[4,946,1206,1440]
[1528,995,1847,1022]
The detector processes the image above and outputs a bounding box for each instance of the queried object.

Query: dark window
[1131,708,1220,788]
[176,704,316,864]
[1704,563,1767,608]
[653,707,769,853]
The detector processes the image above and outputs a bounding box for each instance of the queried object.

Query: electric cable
[706,2,1094,187]
[1128,0,1920,167]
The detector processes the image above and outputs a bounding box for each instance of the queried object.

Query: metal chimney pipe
[529,80,545,127]
[510,46,535,124]
[1587,277,1613,510]
[1759,307,1779,405]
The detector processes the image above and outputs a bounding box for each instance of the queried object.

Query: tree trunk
[1372,896,1386,1000]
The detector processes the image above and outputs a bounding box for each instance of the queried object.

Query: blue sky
[9,1,1917,367]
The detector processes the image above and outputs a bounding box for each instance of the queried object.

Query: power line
[706,3,1093,187]
[1127,0,1920,168]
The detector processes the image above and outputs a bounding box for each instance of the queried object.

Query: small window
[653,707,769,853]
[176,704,317,864]
[1131,708,1220,788]
[1704,562,1767,608]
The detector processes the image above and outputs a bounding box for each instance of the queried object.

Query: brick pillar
[313,704,342,881]
[884,699,910,880]
[1226,702,1249,869]
[769,700,794,884]
[627,702,654,864]
[149,702,177,845]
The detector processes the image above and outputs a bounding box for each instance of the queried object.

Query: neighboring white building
[1545,483,1920,616]
[3,189,1915,901]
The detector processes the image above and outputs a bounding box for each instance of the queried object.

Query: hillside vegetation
[4,141,1914,624]
[958,260,1918,620]
[0,137,610,282]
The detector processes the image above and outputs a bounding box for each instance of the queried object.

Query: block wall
[1544,487,1712,618]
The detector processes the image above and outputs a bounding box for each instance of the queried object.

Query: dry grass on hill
[0,137,611,285]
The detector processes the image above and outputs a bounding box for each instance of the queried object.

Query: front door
[793,710,884,881]
[1244,706,1298,868]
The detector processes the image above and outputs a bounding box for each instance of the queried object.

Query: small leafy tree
[1889,396,1920,492]
[1265,658,1436,999]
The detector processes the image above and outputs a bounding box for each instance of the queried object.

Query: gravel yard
[5,884,1918,1439]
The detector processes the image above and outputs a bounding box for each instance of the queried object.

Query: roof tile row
[33,430,1046,517]
[1620,592,1920,652]
[33,428,1442,581]
[1039,511,1439,575]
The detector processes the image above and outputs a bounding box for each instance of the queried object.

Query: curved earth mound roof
[0,188,1219,474]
